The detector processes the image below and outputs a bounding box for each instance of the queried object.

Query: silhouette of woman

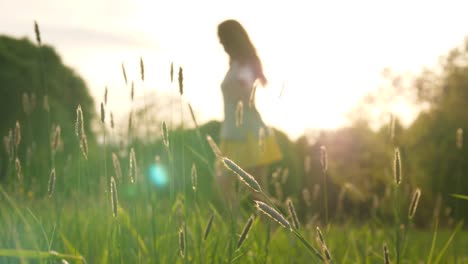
[216,19,283,201]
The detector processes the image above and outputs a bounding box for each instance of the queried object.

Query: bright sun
[126,2,357,139]
[48,0,467,140]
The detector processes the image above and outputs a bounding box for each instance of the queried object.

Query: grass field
[1,23,467,263]
[0,135,467,264]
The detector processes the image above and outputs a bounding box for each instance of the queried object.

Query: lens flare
[149,163,168,187]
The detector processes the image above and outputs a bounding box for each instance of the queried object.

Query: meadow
[1,22,468,264]
[1,119,467,264]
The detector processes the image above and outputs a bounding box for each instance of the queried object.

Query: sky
[1,0,468,140]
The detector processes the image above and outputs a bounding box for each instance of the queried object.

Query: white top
[220,61,267,140]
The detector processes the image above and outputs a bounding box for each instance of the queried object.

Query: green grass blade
[0,185,39,251]
[451,194,468,200]
[426,217,439,264]
[0,249,86,262]
[292,230,324,262]
[60,233,81,256]
[25,207,50,248]
[433,220,463,264]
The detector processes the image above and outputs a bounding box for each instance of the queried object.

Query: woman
[216,19,283,202]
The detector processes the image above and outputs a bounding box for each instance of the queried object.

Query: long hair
[218,20,267,86]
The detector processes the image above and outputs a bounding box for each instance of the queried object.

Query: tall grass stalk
[433,221,464,264]
[426,217,439,264]
[394,183,401,264]
[100,101,109,217]
[0,249,86,263]
[320,146,329,226]
[392,147,402,264]
[34,21,53,186]
[454,128,463,263]
[254,200,323,261]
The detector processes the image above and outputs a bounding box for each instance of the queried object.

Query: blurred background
[1,0,468,227]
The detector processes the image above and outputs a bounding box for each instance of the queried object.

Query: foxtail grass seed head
[258,127,265,152]
[7,129,14,160]
[129,148,137,183]
[170,62,174,83]
[372,194,380,210]
[178,67,184,95]
[206,135,222,158]
[188,103,198,128]
[222,157,261,192]
[320,146,328,173]
[235,101,243,127]
[281,168,289,184]
[237,216,254,249]
[302,188,312,207]
[30,93,37,111]
[131,81,135,101]
[15,157,23,182]
[140,56,144,81]
[100,102,105,124]
[272,167,282,180]
[34,20,41,46]
[104,86,108,105]
[337,187,347,214]
[51,125,61,153]
[457,128,463,149]
[321,244,332,262]
[121,63,128,85]
[26,146,33,167]
[316,226,332,261]
[3,135,11,159]
[22,93,31,115]
[393,148,402,185]
[255,200,291,230]
[316,226,325,245]
[110,112,114,129]
[203,215,214,241]
[383,243,390,264]
[304,155,311,174]
[191,163,197,191]
[313,184,321,201]
[112,152,122,182]
[390,114,396,142]
[249,83,257,109]
[48,168,56,197]
[178,227,185,258]
[444,207,452,217]
[128,111,133,134]
[162,121,169,148]
[43,95,49,112]
[14,121,21,147]
[75,105,84,139]
[287,198,300,229]
[80,134,88,160]
[110,176,118,217]
[408,188,421,219]
[173,196,184,219]
[274,182,283,201]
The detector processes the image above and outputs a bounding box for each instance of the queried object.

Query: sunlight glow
[3,0,468,139]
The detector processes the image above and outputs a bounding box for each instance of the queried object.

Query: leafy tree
[0,35,95,188]
[402,38,468,222]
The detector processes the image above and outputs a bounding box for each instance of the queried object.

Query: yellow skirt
[220,132,283,170]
